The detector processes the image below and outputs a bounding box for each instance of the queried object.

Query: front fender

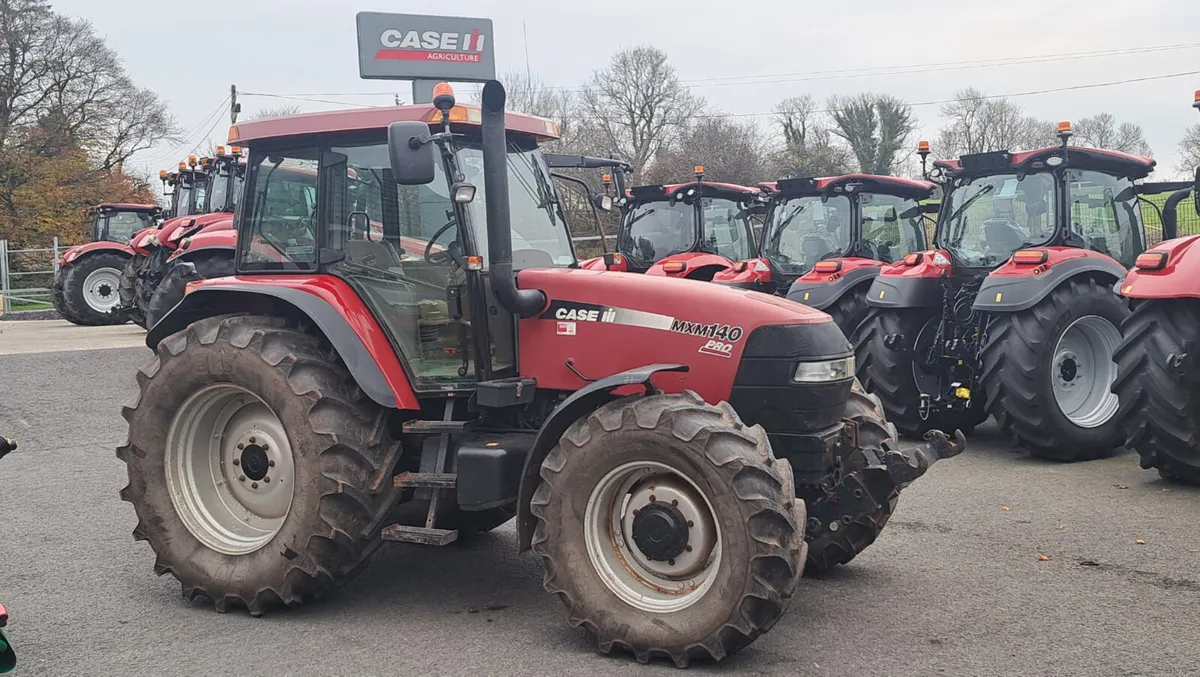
[1120,235,1200,300]
[974,248,1126,312]
[146,276,421,410]
[60,241,133,267]
[515,364,689,551]
[168,229,237,262]
[787,258,881,310]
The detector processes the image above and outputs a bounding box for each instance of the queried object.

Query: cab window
[238,149,320,271]
[859,194,925,262]
[1068,170,1142,268]
[702,198,754,260]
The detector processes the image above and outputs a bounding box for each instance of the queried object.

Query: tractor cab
[203,145,248,214]
[715,174,933,334]
[614,169,760,279]
[87,203,160,244]
[171,156,209,218]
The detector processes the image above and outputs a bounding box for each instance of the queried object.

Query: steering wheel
[425,219,458,265]
[858,239,880,260]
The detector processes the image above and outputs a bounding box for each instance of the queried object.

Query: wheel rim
[82,267,122,312]
[1051,315,1121,428]
[583,461,721,613]
[165,384,296,555]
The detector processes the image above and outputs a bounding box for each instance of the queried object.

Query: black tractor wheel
[980,276,1126,461]
[802,380,901,574]
[853,308,987,439]
[530,391,803,667]
[823,285,870,338]
[61,252,127,325]
[118,314,398,614]
[1113,299,1200,484]
[50,268,74,322]
[118,254,147,328]
[146,253,235,329]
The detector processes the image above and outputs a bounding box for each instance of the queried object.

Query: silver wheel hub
[165,384,295,555]
[1051,315,1121,428]
[82,267,122,312]
[584,461,721,613]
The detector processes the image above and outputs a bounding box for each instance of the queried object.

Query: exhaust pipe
[1162,187,1191,241]
[480,80,546,318]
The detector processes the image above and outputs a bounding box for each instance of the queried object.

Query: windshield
[762,195,852,274]
[859,193,926,263]
[105,211,155,243]
[207,169,232,212]
[939,172,1057,268]
[175,184,194,217]
[619,196,751,265]
[193,177,208,214]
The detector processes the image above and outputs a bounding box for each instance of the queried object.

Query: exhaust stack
[480,80,545,318]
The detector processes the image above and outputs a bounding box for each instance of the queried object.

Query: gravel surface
[1,339,1198,677]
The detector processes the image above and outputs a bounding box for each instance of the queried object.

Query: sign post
[356,12,496,103]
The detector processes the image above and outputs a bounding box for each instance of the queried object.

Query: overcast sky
[52,0,1200,180]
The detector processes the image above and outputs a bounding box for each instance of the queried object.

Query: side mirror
[593,194,613,212]
[1194,166,1199,217]
[387,121,436,185]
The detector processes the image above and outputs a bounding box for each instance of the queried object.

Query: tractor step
[393,472,456,489]
[402,419,471,434]
[381,525,459,546]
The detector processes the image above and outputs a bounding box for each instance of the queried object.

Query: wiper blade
[944,184,994,227]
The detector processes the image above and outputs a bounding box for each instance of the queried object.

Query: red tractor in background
[855,124,1182,459]
[1112,90,1200,484]
[714,173,935,336]
[582,167,763,281]
[50,203,161,325]
[116,150,245,327]
[119,81,963,666]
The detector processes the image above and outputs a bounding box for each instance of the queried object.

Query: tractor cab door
[700,198,756,260]
[90,210,105,243]
[1066,169,1142,267]
[857,193,927,263]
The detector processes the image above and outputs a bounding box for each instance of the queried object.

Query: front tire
[530,392,802,666]
[853,308,986,439]
[1113,299,1200,484]
[118,315,398,614]
[62,252,127,325]
[980,277,1126,461]
[118,254,147,328]
[146,253,235,329]
[50,268,75,322]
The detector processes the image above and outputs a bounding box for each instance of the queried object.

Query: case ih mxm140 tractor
[120,81,962,666]
[1112,90,1200,484]
[51,203,160,325]
[715,174,934,336]
[583,167,762,281]
[856,124,1179,460]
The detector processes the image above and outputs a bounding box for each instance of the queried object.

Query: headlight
[793,356,855,383]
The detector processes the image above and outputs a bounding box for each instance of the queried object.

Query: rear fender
[974,248,1126,312]
[865,250,952,309]
[146,276,420,410]
[711,257,773,290]
[787,258,881,310]
[1120,235,1200,300]
[60,241,133,267]
[515,364,689,551]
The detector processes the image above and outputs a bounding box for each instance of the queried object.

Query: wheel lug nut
[685,545,693,552]
[237,443,245,450]
[649,495,657,502]
[261,443,269,451]
[671,499,678,506]
[251,482,259,489]
[232,459,240,466]
[264,476,271,483]
[239,475,246,482]
[668,559,675,566]
[268,460,275,468]
[687,520,694,527]
[249,437,256,444]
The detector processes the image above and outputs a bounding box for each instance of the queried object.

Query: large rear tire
[146,252,235,329]
[1113,299,1200,484]
[50,268,75,322]
[853,308,987,439]
[118,315,398,614]
[118,254,147,328]
[61,252,127,325]
[530,392,802,666]
[980,277,1126,461]
[823,285,870,339]
[802,380,900,574]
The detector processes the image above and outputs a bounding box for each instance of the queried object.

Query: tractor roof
[933,146,1156,180]
[627,181,760,203]
[228,103,561,144]
[762,174,934,200]
[90,203,160,212]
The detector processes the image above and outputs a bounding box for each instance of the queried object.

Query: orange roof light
[230,146,242,155]
[1136,251,1168,270]
[814,260,842,273]
[216,145,226,156]
[694,165,705,175]
[662,261,688,274]
[601,174,612,183]
[465,255,483,271]
[1057,120,1072,134]
[178,161,187,171]
[159,169,168,179]
[1194,89,1200,103]
[188,154,197,166]
[917,140,931,153]
[1012,249,1049,265]
[432,82,455,99]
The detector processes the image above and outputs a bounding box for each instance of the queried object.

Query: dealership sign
[357,12,496,81]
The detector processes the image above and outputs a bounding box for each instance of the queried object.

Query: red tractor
[855,124,1181,459]
[119,81,962,665]
[117,151,245,327]
[50,203,161,325]
[1112,91,1200,484]
[714,174,935,335]
[582,167,762,281]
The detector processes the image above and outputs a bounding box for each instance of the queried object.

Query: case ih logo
[377,29,487,63]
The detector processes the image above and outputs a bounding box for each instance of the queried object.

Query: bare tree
[934,88,1054,157]
[827,93,916,175]
[248,105,302,120]
[579,46,704,180]
[772,94,851,178]
[647,117,772,187]
[1179,122,1200,175]
[1074,113,1153,156]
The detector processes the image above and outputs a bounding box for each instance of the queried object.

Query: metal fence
[0,238,61,314]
